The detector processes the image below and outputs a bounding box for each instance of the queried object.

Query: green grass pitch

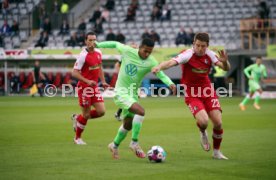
[0,96,276,180]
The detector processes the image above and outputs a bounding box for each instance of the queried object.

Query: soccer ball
[147,145,167,163]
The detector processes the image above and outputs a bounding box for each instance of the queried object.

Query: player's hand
[102,82,110,89]
[86,80,97,86]
[169,84,176,95]
[218,50,228,63]
[152,66,161,74]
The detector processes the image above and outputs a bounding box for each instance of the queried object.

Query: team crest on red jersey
[204,59,209,64]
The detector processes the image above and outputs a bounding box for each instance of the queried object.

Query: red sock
[213,128,223,150]
[75,115,87,139]
[90,110,100,118]
[110,73,118,87]
[197,122,206,133]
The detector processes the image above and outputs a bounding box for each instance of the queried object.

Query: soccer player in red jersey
[71,32,109,145]
[152,33,231,159]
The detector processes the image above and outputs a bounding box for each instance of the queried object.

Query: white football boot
[253,103,261,110]
[108,142,119,159]
[129,141,146,158]
[213,149,228,160]
[74,138,87,145]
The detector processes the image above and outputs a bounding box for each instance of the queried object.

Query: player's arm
[99,64,110,88]
[96,41,128,53]
[151,59,176,94]
[243,65,253,79]
[215,50,231,71]
[155,70,176,95]
[152,49,192,74]
[152,60,178,73]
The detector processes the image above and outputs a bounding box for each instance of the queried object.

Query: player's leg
[128,102,145,141]
[90,102,105,119]
[37,82,43,97]
[186,97,210,151]
[109,116,132,159]
[90,91,105,118]
[240,94,249,111]
[195,110,210,151]
[240,91,255,111]
[253,88,262,110]
[72,89,92,145]
[73,106,91,145]
[108,94,135,159]
[128,102,146,158]
[114,116,132,146]
[240,80,255,111]
[208,110,228,160]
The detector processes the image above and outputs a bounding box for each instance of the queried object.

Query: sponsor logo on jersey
[125,64,138,76]
[192,68,209,73]
[89,64,100,70]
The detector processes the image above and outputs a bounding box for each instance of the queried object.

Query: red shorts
[77,86,104,108]
[185,96,222,116]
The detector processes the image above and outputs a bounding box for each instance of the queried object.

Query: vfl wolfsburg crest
[125,64,137,76]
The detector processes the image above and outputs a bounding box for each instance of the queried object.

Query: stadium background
[0,0,276,96]
[0,0,276,179]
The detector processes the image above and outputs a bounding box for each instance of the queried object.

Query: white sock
[133,114,144,123]
[130,140,137,144]
[213,149,220,154]
[119,125,128,133]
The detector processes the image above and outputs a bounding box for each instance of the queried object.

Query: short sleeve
[172,49,193,64]
[74,54,86,70]
[206,49,219,64]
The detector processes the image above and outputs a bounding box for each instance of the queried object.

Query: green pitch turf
[0,96,276,180]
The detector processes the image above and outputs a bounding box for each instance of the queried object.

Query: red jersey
[173,48,219,87]
[74,48,102,87]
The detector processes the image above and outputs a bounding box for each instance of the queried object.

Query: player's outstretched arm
[96,41,126,53]
[155,71,176,95]
[152,59,178,74]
